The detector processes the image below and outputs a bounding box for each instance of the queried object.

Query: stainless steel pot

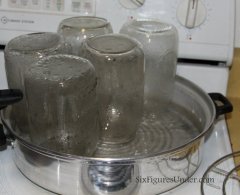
[0,76,232,195]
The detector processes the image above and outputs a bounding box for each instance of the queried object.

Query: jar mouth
[86,34,137,54]
[7,32,61,53]
[28,54,94,81]
[60,16,109,30]
[129,19,173,33]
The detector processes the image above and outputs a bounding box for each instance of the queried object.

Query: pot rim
[1,76,216,163]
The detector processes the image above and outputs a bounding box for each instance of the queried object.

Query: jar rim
[27,54,95,81]
[127,19,174,33]
[6,32,62,53]
[85,34,138,54]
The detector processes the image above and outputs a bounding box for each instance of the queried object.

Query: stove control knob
[177,0,207,29]
[119,0,145,9]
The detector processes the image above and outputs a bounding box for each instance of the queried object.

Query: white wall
[236,0,240,47]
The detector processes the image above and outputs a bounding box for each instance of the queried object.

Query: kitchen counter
[227,48,240,163]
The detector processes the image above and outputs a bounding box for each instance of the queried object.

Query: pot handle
[0,89,23,110]
[0,124,6,147]
[208,93,233,118]
[0,89,23,147]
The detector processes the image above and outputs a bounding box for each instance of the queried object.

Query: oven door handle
[0,89,23,147]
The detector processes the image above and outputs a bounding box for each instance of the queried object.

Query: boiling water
[95,102,202,158]
[39,133,92,155]
[6,101,202,158]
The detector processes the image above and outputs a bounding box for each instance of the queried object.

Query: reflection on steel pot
[0,76,233,195]
[82,162,139,195]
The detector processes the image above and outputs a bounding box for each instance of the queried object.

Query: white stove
[0,0,237,195]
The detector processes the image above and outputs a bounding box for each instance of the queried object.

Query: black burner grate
[201,151,240,195]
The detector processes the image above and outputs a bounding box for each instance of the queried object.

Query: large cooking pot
[0,76,232,195]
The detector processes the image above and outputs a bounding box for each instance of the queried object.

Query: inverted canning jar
[4,32,71,132]
[81,34,144,144]
[24,54,99,156]
[57,16,113,55]
[120,19,178,111]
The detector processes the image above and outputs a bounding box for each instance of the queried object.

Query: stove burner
[201,151,240,195]
[222,165,240,195]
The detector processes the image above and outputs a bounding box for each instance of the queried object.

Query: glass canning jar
[24,54,99,156]
[4,32,71,133]
[58,16,113,55]
[81,34,144,144]
[120,19,178,112]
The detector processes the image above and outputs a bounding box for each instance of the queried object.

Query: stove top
[0,119,236,195]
